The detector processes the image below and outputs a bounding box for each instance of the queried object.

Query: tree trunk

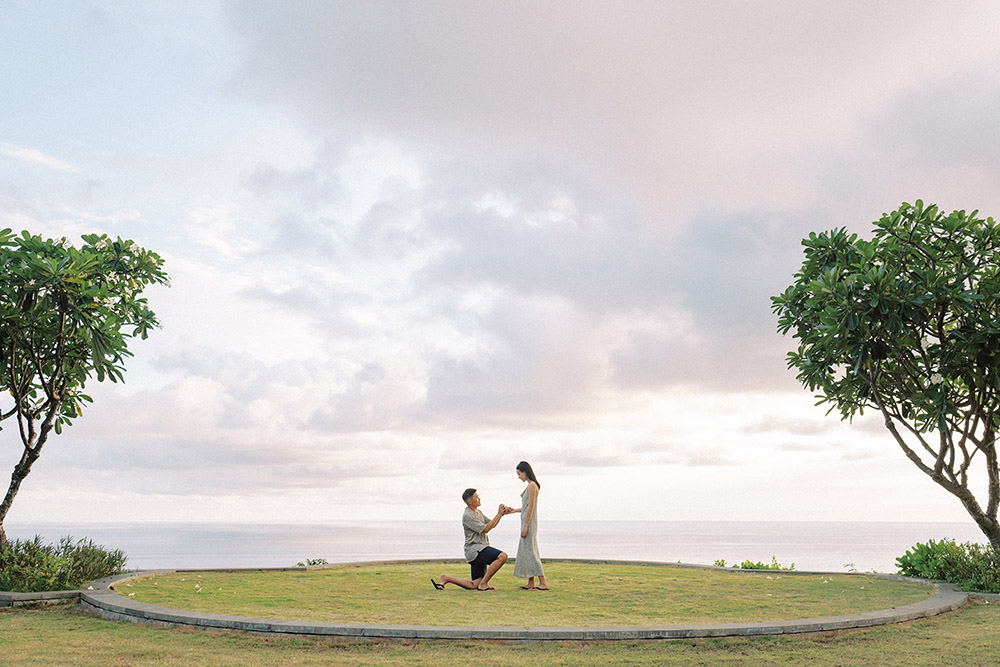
[927,469,1000,552]
[0,455,37,548]
[879,411,1000,552]
[0,402,59,549]
[958,494,1000,553]
[984,526,1000,553]
[0,438,45,550]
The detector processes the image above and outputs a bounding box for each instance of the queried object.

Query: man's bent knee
[498,552,508,563]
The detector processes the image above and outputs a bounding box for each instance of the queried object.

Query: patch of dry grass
[2,599,999,666]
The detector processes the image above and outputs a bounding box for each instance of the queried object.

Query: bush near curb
[0,535,127,593]
[713,556,795,570]
[897,539,1000,594]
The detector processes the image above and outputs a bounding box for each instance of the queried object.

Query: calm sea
[3,520,987,574]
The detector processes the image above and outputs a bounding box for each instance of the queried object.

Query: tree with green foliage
[0,230,168,546]
[773,201,1000,550]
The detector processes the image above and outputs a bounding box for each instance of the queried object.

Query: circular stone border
[78,559,969,641]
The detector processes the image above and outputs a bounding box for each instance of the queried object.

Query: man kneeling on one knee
[433,488,509,591]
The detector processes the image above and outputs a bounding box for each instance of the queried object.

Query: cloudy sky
[3,1,1000,527]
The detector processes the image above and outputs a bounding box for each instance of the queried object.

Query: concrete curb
[0,589,80,609]
[70,559,969,641]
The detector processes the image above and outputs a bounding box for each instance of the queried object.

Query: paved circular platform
[72,559,969,640]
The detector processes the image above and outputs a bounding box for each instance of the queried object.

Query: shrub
[738,556,795,571]
[0,535,128,592]
[896,539,1000,594]
[713,556,794,570]
[896,538,962,579]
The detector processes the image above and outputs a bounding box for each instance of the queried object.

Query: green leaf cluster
[772,201,1000,431]
[0,229,168,434]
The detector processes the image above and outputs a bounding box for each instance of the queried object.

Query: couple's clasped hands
[499,504,528,538]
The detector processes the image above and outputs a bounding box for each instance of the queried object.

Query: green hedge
[0,535,128,593]
[896,539,1000,594]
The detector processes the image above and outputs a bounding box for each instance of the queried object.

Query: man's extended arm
[482,505,506,534]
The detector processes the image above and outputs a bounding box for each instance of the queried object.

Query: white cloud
[226,1,1000,221]
[3,1,999,528]
[0,142,81,173]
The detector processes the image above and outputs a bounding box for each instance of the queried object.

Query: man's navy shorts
[470,546,503,580]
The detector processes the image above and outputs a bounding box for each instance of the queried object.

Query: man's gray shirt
[462,507,490,562]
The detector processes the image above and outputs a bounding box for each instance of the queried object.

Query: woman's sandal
[518,585,536,590]
[431,578,445,590]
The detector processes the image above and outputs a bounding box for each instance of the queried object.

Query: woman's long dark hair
[516,461,540,489]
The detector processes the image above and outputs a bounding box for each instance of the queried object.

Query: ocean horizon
[4,519,987,574]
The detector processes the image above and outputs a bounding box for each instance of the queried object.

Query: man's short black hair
[462,488,477,503]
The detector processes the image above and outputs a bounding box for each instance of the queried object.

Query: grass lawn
[117,561,934,626]
[1,599,999,666]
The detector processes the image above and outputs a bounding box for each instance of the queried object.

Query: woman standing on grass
[510,460,548,590]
